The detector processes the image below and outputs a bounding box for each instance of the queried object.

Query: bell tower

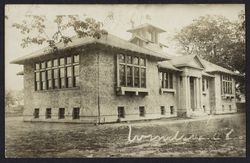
[127,23,167,52]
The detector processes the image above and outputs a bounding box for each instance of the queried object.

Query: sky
[5,4,244,90]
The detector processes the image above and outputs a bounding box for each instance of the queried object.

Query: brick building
[11,24,240,123]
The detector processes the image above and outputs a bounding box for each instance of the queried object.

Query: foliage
[5,90,16,108]
[12,15,108,51]
[174,12,245,74]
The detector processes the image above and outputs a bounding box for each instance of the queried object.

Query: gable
[189,56,205,69]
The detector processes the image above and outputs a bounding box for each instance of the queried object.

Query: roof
[199,58,240,76]
[158,61,182,71]
[169,55,205,70]
[202,71,214,78]
[11,33,170,64]
[127,23,166,33]
[129,34,153,43]
[169,54,240,76]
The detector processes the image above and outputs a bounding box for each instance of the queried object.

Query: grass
[5,113,245,158]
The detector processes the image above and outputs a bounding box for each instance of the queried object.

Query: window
[118,107,125,118]
[66,67,73,88]
[160,106,165,115]
[222,105,224,111]
[139,106,145,117]
[221,74,233,94]
[170,106,174,115]
[47,70,53,89]
[160,71,173,89]
[41,71,46,90]
[58,108,65,119]
[73,65,80,87]
[46,108,51,119]
[229,105,232,111]
[35,72,40,90]
[34,108,39,119]
[72,108,80,119]
[34,55,80,91]
[118,54,146,88]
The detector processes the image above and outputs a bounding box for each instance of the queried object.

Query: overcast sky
[5,4,244,90]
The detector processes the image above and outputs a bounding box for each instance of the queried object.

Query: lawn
[5,113,246,158]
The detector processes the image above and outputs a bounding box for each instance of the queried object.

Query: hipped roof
[11,33,170,64]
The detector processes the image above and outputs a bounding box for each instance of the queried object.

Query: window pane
[141,68,146,88]
[134,67,139,87]
[54,79,59,88]
[165,73,169,88]
[53,59,58,67]
[41,62,46,69]
[35,72,40,81]
[74,55,79,63]
[48,80,53,89]
[53,69,59,78]
[169,73,173,89]
[133,57,139,65]
[74,65,79,76]
[41,71,46,81]
[119,54,125,63]
[60,78,65,88]
[74,76,80,87]
[119,65,125,86]
[67,67,72,77]
[36,82,40,90]
[67,77,73,88]
[127,66,133,87]
[60,58,65,65]
[35,63,40,70]
[67,56,72,64]
[141,68,146,78]
[60,68,65,77]
[47,61,52,67]
[127,55,132,64]
[141,78,146,88]
[140,58,146,66]
[41,81,46,90]
[47,70,52,80]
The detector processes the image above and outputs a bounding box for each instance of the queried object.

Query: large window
[118,54,146,88]
[34,55,80,91]
[72,108,80,119]
[159,71,173,89]
[221,74,232,94]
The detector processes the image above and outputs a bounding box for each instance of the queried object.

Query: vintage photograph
[5,4,245,157]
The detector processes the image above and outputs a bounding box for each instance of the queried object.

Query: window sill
[160,88,175,95]
[116,86,149,96]
[35,86,80,92]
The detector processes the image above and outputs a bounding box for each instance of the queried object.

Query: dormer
[127,23,166,44]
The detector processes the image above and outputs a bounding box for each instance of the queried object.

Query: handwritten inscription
[127,125,234,144]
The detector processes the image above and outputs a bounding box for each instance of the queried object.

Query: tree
[12,15,108,51]
[5,90,16,108]
[174,13,245,74]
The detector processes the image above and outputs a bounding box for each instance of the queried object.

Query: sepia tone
[5,4,245,158]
